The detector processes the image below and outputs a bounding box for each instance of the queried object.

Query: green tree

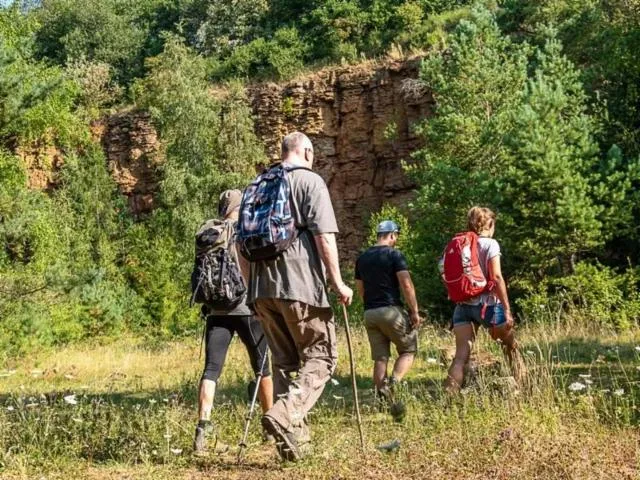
[409,7,610,310]
[131,36,265,329]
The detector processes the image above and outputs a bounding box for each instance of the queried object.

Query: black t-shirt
[355,246,409,311]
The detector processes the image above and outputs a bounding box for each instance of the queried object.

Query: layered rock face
[101,111,162,214]
[248,58,432,259]
[32,59,429,259]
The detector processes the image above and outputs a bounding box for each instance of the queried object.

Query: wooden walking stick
[342,304,365,451]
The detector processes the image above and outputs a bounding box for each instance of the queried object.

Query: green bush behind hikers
[2,3,640,358]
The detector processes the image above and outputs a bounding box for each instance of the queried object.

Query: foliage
[0,18,81,145]
[519,262,640,330]
[2,0,640,354]
[129,36,266,331]
[194,0,269,56]
[134,36,265,241]
[407,6,640,322]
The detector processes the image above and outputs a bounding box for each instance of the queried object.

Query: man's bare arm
[314,233,353,305]
[397,270,421,328]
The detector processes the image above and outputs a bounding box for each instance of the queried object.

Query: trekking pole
[342,304,365,451]
[237,343,269,463]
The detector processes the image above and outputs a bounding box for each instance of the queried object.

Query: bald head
[281,131,314,167]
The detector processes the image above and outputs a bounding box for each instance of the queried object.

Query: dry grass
[1,323,639,479]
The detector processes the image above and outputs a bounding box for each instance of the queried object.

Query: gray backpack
[190,219,246,310]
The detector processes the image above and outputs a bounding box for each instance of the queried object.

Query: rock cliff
[247,58,432,259]
[100,111,163,214]
[25,58,431,260]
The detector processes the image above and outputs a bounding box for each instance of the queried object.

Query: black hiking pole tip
[342,304,365,452]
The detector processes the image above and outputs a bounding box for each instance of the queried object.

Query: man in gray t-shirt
[241,132,353,462]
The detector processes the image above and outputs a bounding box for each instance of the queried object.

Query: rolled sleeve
[303,179,338,235]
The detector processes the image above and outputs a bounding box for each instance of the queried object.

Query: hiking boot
[193,420,228,455]
[389,400,407,422]
[382,377,406,422]
[261,415,302,462]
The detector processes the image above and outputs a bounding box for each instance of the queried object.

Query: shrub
[519,262,640,329]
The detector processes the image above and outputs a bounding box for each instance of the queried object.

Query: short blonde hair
[467,206,496,234]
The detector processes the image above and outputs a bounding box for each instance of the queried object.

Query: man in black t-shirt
[355,220,422,409]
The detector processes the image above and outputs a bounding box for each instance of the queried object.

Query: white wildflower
[63,394,78,405]
[149,399,157,405]
[170,448,182,455]
[163,434,172,440]
[578,374,591,379]
[613,389,624,396]
[585,379,593,385]
[526,350,535,355]
[330,378,339,386]
[6,406,14,411]
[635,346,640,352]
[568,382,586,392]
[426,358,438,364]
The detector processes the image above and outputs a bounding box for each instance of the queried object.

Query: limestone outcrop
[248,58,432,259]
[22,58,432,260]
[101,111,162,215]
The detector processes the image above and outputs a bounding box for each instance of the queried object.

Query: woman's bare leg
[444,323,477,393]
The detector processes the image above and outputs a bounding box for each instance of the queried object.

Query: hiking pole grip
[342,304,365,451]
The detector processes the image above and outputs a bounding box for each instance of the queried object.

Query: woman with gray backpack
[190,189,274,454]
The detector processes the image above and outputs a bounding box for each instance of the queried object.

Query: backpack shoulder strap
[283,166,313,173]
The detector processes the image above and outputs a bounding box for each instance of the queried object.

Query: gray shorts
[364,306,418,361]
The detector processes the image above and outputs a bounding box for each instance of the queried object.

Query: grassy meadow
[1,318,639,479]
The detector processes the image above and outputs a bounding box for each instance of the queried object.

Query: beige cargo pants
[254,298,337,438]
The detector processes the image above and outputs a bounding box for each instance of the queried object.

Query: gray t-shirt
[247,168,339,308]
[464,236,501,306]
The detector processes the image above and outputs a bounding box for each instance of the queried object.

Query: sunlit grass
[1,322,639,479]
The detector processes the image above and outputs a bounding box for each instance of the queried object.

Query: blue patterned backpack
[237,164,310,261]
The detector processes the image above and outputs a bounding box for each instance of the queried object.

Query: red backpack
[439,232,494,303]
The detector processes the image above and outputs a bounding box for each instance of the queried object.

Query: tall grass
[0,317,639,479]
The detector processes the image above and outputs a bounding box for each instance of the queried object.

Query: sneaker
[261,415,302,462]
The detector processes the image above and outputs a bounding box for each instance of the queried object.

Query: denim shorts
[451,303,507,329]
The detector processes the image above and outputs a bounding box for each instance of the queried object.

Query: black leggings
[201,315,271,383]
